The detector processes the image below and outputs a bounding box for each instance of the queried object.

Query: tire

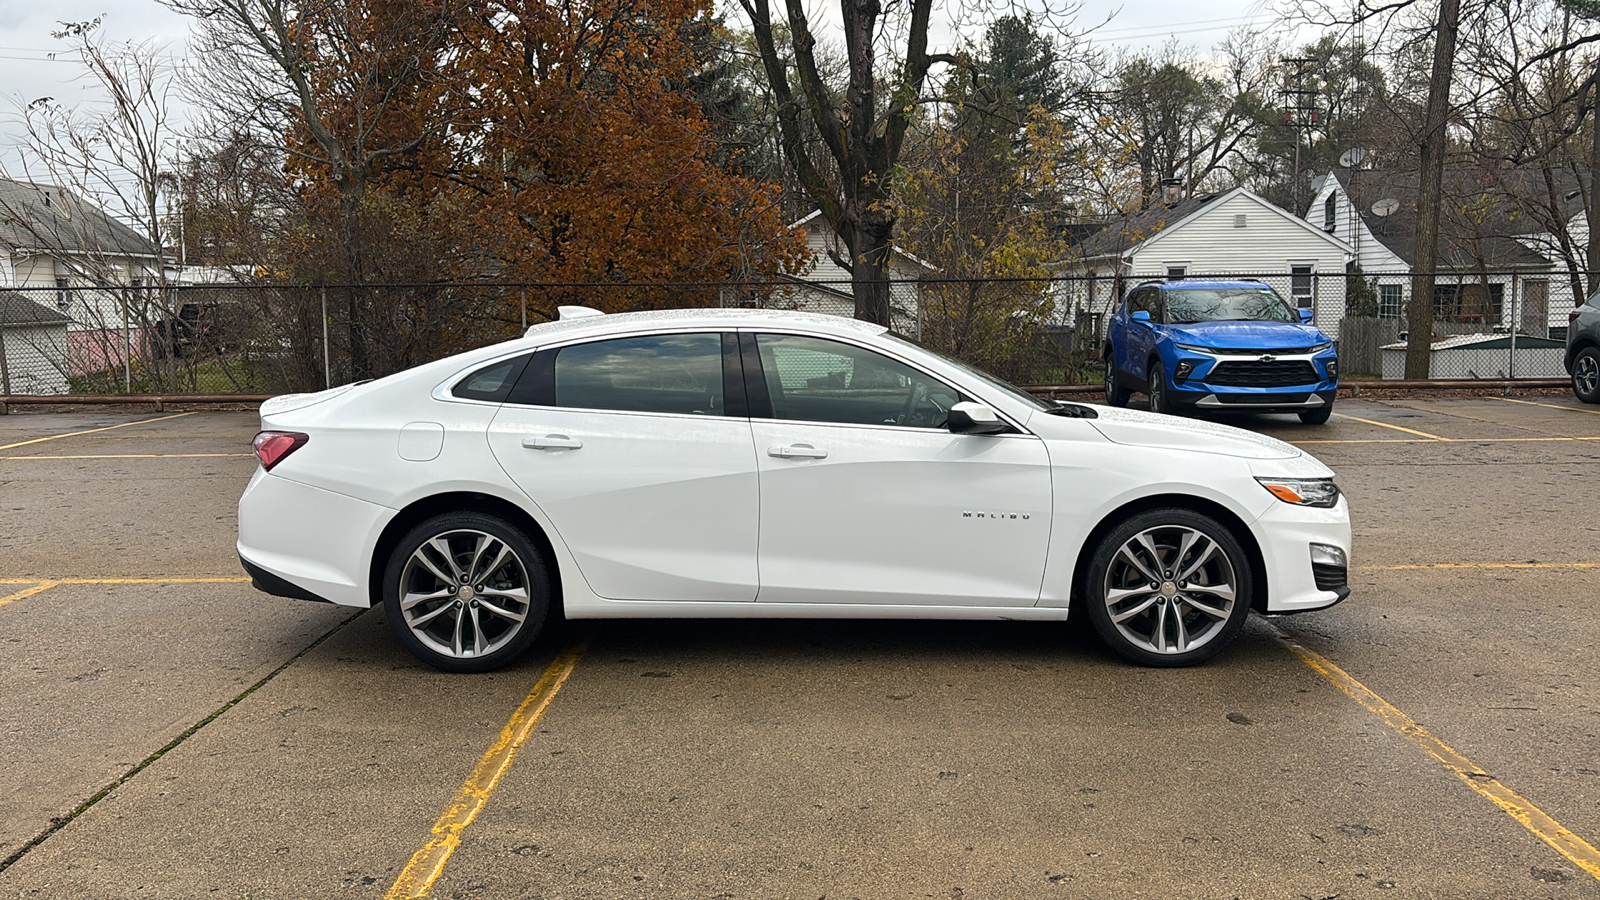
[1146,359,1173,415]
[382,512,551,673]
[1104,352,1130,407]
[1298,400,1334,425]
[1573,346,1600,404]
[1083,508,1253,667]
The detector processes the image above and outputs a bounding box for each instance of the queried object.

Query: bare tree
[0,20,185,391]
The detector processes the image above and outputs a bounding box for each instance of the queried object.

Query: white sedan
[238,307,1350,671]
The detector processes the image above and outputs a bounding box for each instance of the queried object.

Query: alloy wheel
[1101,524,1238,656]
[1575,353,1599,399]
[397,529,532,659]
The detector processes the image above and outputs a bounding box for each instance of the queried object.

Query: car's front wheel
[382,512,550,673]
[1147,359,1174,415]
[1572,346,1600,404]
[1083,508,1253,667]
[1299,400,1334,425]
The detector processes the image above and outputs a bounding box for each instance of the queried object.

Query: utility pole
[1282,57,1321,213]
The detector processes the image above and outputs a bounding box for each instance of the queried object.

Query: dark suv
[1104,279,1341,424]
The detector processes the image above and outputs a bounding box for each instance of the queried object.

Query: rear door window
[551,333,726,416]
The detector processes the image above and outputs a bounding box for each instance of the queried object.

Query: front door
[745,332,1052,608]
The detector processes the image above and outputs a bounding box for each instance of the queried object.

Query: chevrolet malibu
[238,307,1351,671]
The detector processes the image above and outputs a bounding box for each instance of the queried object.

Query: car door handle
[523,434,583,451]
[768,444,827,459]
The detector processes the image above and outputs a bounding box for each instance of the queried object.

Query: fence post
[1508,277,1519,380]
[321,286,331,389]
[0,321,12,398]
[122,289,132,394]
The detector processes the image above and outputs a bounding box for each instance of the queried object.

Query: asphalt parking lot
[1,397,1598,899]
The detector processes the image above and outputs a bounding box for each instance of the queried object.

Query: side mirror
[948,401,1011,435]
[1298,308,1313,324]
[1131,310,1152,323]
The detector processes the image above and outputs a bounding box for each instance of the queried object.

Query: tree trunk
[847,200,895,326]
[1405,0,1461,380]
[340,187,370,381]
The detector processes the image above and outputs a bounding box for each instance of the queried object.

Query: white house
[741,211,930,336]
[1060,186,1355,339]
[0,292,71,395]
[0,178,163,378]
[1307,168,1575,336]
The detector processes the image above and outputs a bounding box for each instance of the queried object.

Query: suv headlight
[1256,477,1341,508]
[1174,343,1212,353]
[1307,341,1333,354]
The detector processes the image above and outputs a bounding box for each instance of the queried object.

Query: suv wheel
[1147,359,1173,415]
[1573,347,1600,404]
[1104,352,1130,407]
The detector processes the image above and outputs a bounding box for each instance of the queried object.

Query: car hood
[1165,321,1330,350]
[1084,405,1303,460]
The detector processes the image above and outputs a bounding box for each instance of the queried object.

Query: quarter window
[552,333,724,415]
[453,354,531,402]
[753,334,960,429]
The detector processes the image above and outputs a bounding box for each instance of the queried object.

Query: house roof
[0,292,72,327]
[0,178,159,259]
[1068,186,1353,260]
[1328,168,1569,269]
[1380,332,1564,351]
[790,211,936,273]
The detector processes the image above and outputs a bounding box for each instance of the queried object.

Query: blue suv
[1103,279,1340,424]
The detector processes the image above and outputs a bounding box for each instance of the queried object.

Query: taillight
[253,431,308,471]
[1571,309,1583,324]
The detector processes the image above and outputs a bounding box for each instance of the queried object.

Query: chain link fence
[0,270,1584,398]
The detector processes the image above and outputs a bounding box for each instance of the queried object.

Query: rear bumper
[236,468,391,608]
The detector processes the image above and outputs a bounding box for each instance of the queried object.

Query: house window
[1323,194,1337,232]
[55,276,69,310]
[1378,284,1403,319]
[1290,265,1315,309]
[1166,265,1187,280]
[1233,214,1247,229]
[1434,283,1503,324]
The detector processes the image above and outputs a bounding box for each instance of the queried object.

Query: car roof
[519,307,890,345]
[1151,280,1274,291]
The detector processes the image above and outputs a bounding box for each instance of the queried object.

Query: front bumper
[1184,388,1339,413]
[1253,495,1352,614]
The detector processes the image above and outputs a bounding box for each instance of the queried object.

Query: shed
[0,292,72,394]
[1379,333,1566,380]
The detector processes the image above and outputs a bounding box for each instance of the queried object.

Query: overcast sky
[0,0,1285,181]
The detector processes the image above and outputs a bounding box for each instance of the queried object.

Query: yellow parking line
[1493,397,1600,415]
[1292,436,1600,445]
[1276,630,1600,881]
[386,633,592,900]
[0,581,62,609]
[0,453,253,460]
[1360,563,1597,570]
[0,412,197,452]
[1331,413,1450,440]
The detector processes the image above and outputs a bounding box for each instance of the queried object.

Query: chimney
[1160,177,1184,205]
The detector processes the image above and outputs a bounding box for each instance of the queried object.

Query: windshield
[1165,288,1297,324]
[883,334,1051,412]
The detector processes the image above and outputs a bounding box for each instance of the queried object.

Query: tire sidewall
[1147,359,1167,414]
[1299,401,1334,425]
[382,511,550,673]
[1104,353,1128,407]
[1083,508,1253,667]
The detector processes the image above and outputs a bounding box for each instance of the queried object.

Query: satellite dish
[1339,148,1368,168]
[1371,198,1400,217]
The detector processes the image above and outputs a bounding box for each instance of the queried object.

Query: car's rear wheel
[1572,347,1600,404]
[1104,352,1130,407]
[382,512,550,673]
[1147,359,1173,415]
[1299,400,1334,424]
[1084,508,1252,667]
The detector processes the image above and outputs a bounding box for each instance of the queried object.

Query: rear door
[487,331,760,602]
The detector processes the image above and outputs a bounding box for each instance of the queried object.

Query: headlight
[1174,343,1212,353]
[1256,477,1341,508]
[1307,342,1333,353]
